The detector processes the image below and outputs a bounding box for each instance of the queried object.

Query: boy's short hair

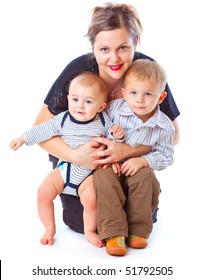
[124,59,167,92]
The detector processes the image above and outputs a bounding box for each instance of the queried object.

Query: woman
[34,3,180,254]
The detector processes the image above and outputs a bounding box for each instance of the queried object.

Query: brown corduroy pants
[93,167,160,240]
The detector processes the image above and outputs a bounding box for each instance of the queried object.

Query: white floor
[1,1,203,279]
[1,118,203,279]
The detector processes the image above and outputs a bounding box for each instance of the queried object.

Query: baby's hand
[9,136,26,151]
[111,124,125,140]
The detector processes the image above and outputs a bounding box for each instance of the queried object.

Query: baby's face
[68,84,106,122]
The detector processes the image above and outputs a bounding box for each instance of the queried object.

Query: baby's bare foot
[40,226,56,245]
[85,232,105,248]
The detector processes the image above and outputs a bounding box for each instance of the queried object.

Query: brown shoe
[127,235,148,249]
[106,236,127,256]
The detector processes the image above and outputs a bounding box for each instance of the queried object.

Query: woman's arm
[91,117,180,166]
[173,118,180,145]
[33,104,101,169]
[90,137,151,166]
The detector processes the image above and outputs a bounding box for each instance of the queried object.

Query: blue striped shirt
[23,111,117,196]
[106,98,175,170]
[23,111,114,149]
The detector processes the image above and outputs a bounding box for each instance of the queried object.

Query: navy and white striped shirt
[23,111,116,196]
[106,98,175,170]
[23,111,114,149]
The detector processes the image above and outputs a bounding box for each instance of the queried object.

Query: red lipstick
[109,64,123,71]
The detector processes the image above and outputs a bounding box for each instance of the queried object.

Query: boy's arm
[121,126,175,176]
[143,128,175,171]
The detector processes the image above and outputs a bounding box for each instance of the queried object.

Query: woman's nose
[110,51,119,63]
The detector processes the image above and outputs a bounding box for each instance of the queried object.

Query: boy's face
[68,83,106,122]
[122,75,166,121]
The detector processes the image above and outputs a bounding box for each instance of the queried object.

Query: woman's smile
[109,64,123,71]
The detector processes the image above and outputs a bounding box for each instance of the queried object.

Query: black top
[44,52,180,121]
[45,52,180,164]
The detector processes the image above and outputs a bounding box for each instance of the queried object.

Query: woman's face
[93,28,135,82]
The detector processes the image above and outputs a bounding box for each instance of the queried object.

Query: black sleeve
[44,53,95,115]
[134,52,180,121]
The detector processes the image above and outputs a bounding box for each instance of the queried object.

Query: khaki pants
[93,167,160,240]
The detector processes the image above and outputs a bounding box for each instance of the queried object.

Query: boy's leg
[78,175,104,248]
[125,167,160,238]
[93,167,128,240]
[37,168,64,245]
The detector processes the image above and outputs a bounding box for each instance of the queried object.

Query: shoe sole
[128,240,148,249]
[106,247,127,256]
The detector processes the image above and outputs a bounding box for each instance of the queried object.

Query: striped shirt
[106,98,175,170]
[23,111,114,148]
[23,110,116,196]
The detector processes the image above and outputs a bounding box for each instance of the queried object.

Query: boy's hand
[121,157,149,176]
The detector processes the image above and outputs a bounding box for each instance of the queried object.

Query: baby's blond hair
[69,72,108,102]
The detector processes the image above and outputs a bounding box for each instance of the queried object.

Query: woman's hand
[91,137,126,165]
[91,137,151,165]
[111,162,122,176]
[72,140,106,170]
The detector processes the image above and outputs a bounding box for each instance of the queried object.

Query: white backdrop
[1,0,203,279]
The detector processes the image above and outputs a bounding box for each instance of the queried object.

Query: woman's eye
[119,46,128,52]
[100,47,108,53]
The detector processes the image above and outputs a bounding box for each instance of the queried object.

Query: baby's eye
[145,92,152,96]
[130,91,137,95]
[72,97,78,102]
[85,100,93,104]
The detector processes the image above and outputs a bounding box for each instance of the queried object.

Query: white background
[1,0,203,279]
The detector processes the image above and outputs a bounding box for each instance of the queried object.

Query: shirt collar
[118,100,169,129]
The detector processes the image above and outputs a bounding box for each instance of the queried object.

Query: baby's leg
[37,168,64,245]
[78,175,104,248]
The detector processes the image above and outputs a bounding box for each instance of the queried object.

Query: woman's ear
[158,91,167,104]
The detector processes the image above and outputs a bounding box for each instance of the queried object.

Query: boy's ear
[121,87,126,97]
[98,102,107,112]
[158,91,167,104]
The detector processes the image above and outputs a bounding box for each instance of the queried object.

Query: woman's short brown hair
[87,3,143,47]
